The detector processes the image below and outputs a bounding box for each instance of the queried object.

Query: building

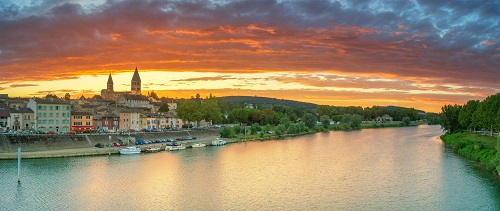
[116,94,150,108]
[101,112,119,132]
[375,114,393,123]
[9,108,35,131]
[101,67,142,100]
[119,109,141,131]
[131,67,141,95]
[0,103,10,130]
[27,98,71,133]
[70,111,93,132]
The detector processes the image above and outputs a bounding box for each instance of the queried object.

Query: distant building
[119,109,141,131]
[0,103,10,130]
[116,94,150,108]
[70,111,93,131]
[101,112,119,132]
[101,67,142,100]
[375,114,393,123]
[9,108,34,131]
[27,98,71,133]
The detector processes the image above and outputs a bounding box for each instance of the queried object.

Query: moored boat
[119,146,141,155]
[144,146,160,153]
[191,143,206,148]
[165,143,186,151]
[211,138,227,146]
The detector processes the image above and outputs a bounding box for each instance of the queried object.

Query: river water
[1,125,499,210]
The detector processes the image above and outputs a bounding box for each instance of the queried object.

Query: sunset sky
[0,0,499,112]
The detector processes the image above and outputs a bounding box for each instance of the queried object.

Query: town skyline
[1,0,499,113]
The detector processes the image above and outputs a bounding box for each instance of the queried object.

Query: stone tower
[131,67,141,95]
[107,73,114,92]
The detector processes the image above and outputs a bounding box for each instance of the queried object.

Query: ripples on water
[1,125,499,210]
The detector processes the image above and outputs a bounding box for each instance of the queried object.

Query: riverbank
[440,132,500,175]
[0,129,231,159]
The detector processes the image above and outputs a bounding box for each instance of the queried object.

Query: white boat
[191,143,206,148]
[144,146,160,153]
[211,138,227,146]
[165,144,186,151]
[119,146,141,154]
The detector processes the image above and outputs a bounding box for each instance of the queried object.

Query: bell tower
[131,67,141,95]
[107,73,114,92]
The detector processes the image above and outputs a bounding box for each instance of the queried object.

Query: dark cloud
[170,75,236,82]
[10,84,39,88]
[0,0,498,106]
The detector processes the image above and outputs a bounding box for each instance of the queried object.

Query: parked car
[95,143,104,148]
[136,139,145,145]
[182,136,196,140]
[113,142,121,147]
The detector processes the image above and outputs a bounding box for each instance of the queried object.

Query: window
[56,113,59,118]
[50,106,53,111]
[67,106,70,110]
[24,115,31,120]
[86,116,90,119]
[73,122,82,126]
[49,113,53,118]
[56,106,59,110]
[43,113,46,117]
[86,122,91,126]
[38,106,42,110]
[56,120,59,124]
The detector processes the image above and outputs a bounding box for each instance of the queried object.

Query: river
[1,125,499,210]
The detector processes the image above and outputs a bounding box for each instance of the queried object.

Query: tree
[250,123,260,135]
[176,100,202,128]
[351,114,363,130]
[303,113,317,129]
[64,93,71,101]
[158,103,170,113]
[320,115,331,128]
[265,124,272,132]
[275,124,286,137]
[201,99,222,124]
[472,94,500,135]
[279,114,291,128]
[458,100,479,130]
[401,117,411,126]
[148,90,159,100]
[45,93,58,98]
[440,104,463,133]
[297,121,306,133]
[287,123,298,134]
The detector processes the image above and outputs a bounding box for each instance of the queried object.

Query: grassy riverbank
[440,132,499,174]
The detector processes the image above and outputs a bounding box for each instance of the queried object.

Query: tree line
[440,93,500,134]
[175,96,424,134]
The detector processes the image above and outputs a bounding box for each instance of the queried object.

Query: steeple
[107,73,114,91]
[131,67,141,95]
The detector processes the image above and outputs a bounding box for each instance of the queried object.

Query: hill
[216,96,317,110]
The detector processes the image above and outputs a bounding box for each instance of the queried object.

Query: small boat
[191,143,206,148]
[144,146,160,153]
[211,138,227,146]
[165,143,186,151]
[119,146,141,155]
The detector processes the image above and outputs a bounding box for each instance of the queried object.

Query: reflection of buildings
[101,67,142,100]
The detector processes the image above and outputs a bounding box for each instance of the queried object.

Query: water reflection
[0,125,499,210]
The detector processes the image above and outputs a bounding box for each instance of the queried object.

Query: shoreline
[0,124,424,160]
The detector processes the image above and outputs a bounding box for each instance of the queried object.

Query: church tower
[107,73,114,92]
[131,67,141,95]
